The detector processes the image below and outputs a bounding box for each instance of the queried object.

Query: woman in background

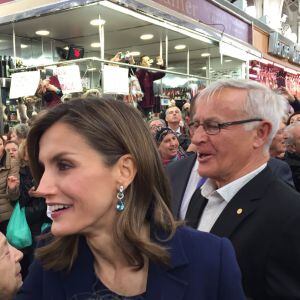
[17,140,49,279]
[155,127,186,165]
[0,135,20,235]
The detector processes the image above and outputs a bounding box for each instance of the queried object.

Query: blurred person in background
[284,122,300,191]
[0,232,23,300]
[275,86,300,114]
[269,121,287,159]
[287,111,300,125]
[9,124,29,145]
[5,140,19,160]
[16,98,245,300]
[155,128,186,165]
[165,106,190,151]
[268,121,295,187]
[16,140,50,279]
[0,135,20,235]
[148,117,166,137]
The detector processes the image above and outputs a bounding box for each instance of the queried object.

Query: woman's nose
[36,171,56,196]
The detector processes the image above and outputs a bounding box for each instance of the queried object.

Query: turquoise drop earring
[116,185,125,212]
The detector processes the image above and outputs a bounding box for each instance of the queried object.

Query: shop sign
[55,65,83,94]
[9,70,40,99]
[150,0,252,43]
[102,65,129,95]
[268,31,300,65]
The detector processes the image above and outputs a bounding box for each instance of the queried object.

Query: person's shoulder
[166,153,196,172]
[268,157,288,168]
[265,175,300,212]
[172,226,232,259]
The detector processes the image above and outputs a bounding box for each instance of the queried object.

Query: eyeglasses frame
[189,118,263,135]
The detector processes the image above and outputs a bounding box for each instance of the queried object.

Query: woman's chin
[51,225,73,237]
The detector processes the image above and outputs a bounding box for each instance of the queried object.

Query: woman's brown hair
[27,97,179,272]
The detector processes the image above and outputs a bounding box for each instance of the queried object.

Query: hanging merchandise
[250,60,300,97]
[124,74,144,107]
[6,202,32,249]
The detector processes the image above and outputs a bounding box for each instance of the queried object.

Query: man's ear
[114,154,137,189]
[253,121,272,149]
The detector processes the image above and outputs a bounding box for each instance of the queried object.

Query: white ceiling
[0,2,239,76]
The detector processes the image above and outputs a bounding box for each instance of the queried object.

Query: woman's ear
[115,154,137,189]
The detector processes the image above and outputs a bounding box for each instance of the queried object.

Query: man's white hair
[197,79,288,150]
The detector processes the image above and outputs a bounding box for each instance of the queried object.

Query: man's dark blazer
[166,154,300,299]
[167,154,295,218]
[16,227,245,300]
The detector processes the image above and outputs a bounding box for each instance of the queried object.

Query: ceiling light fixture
[90,19,106,26]
[20,44,28,49]
[201,53,210,57]
[64,46,69,51]
[99,1,214,44]
[35,30,50,36]
[174,44,186,50]
[91,42,101,48]
[201,66,207,70]
[140,34,154,40]
[225,59,232,62]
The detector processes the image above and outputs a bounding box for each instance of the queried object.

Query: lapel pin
[237,208,243,215]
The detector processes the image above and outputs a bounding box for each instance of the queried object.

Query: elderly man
[148,117,166,137]
[165,106,190,150]
[165,106,182,133]
[167,80,300,299]
[285,122,300,191]
[0,232,23,299]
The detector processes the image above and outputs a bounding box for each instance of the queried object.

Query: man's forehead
[167,107,180,113]
[196,89,246,114]
[150,120,163,126]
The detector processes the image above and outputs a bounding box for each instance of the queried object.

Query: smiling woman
[155,127,186,165]
[16,97,245,300]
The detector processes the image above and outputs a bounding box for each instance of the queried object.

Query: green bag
[6,202,32,249]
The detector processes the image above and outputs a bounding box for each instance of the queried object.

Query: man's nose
[10,245,23,262]
[192,125,209,144]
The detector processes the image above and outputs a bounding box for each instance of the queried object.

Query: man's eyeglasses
[189,118,263,135]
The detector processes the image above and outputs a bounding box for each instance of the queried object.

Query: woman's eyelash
[57,161,72,170]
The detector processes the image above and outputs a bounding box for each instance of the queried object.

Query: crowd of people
[0,79,300,299]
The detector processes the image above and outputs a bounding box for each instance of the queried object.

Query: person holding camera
[135,56,166,118]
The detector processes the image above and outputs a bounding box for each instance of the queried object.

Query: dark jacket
[135,66,165,109]
[167,156,300,299]
[19,165,48,237]
[167,154,295,217]
[16,226,245,300]
[285,151,300,192]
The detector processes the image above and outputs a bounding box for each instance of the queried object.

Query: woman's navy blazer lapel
[62,231,190,300]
